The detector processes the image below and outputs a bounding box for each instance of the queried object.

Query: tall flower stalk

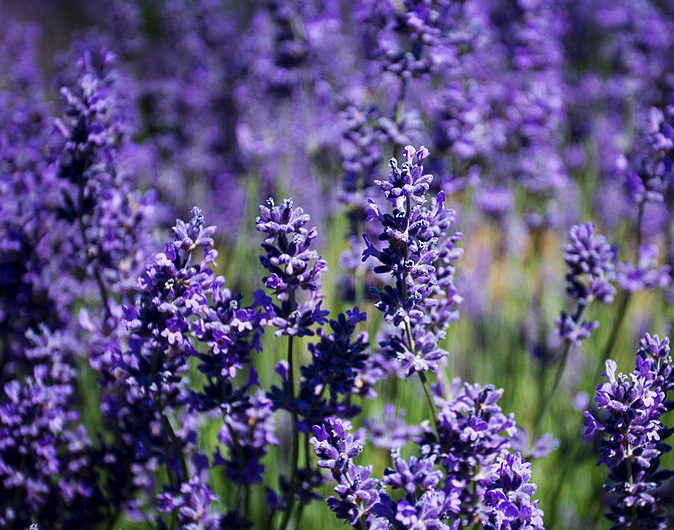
[533,222,615,437]
[256,198,328,529]
[584,334,673,529]
[362,145,462,405]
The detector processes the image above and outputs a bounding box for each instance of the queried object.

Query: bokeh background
[2,0,674,528]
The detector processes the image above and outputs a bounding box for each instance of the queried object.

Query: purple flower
[383,451,443,497]
[256,198,328,337]
[0,330,104,527]
[157,476,223,529]
[562,223,615,304]
[363,146,462,375]
[482,453,545,530]
[364,404,422,450]
[421,380,517,524]
[214,390,278,485]
[584,334,673,529]
[311,418,381,525]
[270,308,371,430]
[556,223,615,344]
[616,244,671,293]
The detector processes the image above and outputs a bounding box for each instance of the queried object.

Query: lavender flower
[382,451,443,497]
[364,404,422,450]
[584,334,673,529]
[256,198,328,337]
[157,476,223,529]
[272,307,371,430]
[482,453,545,530]
[116,207,217,398]
[616,244,671,293]
[363,146,462,375]
[556,223,615,344]
[621,104,674,206]
[311,418,382,526]
[115,207,270,493]
[0,330,104,528]
[214,390,277,486]
[423,380,517,524]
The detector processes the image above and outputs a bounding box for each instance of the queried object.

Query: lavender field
[2,1,674,529]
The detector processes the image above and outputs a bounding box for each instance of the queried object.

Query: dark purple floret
[363,145,462,376]
[311,418,381,525]
[273,307,371,429]
[584,334,673,530]
[214,390,277,486]
[256,197,328,336]
[481,452,545,530]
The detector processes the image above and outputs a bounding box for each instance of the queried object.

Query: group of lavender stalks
[3,0,674,529]
[2,140,673,529]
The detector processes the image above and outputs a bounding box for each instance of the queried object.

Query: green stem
[278,335,299,530]
[533,298,590,438]
[157,394,189,484]
[405,320,438,426]
[598,291,631,369]
[242,485,250,522]
[418,371,438,427]
[532,340,571,440]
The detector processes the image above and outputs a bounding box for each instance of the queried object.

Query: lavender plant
[2,1,674,529]
[584,334,674,529]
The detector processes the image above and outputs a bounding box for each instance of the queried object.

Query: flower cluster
[7,1,674,528]
[556,223,615,344]
[311,418,382,526]
[157,476,223,529]
[286,308,370,429]
[584,334,673,529]
[214,390,278,486]
[256,198,328,337]
[0,330,104,528]
[621,104,674,206]
[116,207,218,398]
[427,381,517,524]
[363,145,462,375]
[482,453,545,530]
[312,381,545,530]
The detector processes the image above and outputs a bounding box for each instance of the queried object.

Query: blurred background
[2,0,674,528]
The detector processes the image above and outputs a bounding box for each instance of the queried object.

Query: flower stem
[405,320,438,426]
[418,371,438,427]
[532,340,571,440]
[598,291,631,369]
[157,395,189,484]
[533,301,587,438]
[278,334,299,530]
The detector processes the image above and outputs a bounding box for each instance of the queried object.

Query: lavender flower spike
[363,145,462,376]
[556,222,615,345]
[311,418,381,526]
[482,452,545,530]
[256,197,328,337]
[584,334,673,529]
